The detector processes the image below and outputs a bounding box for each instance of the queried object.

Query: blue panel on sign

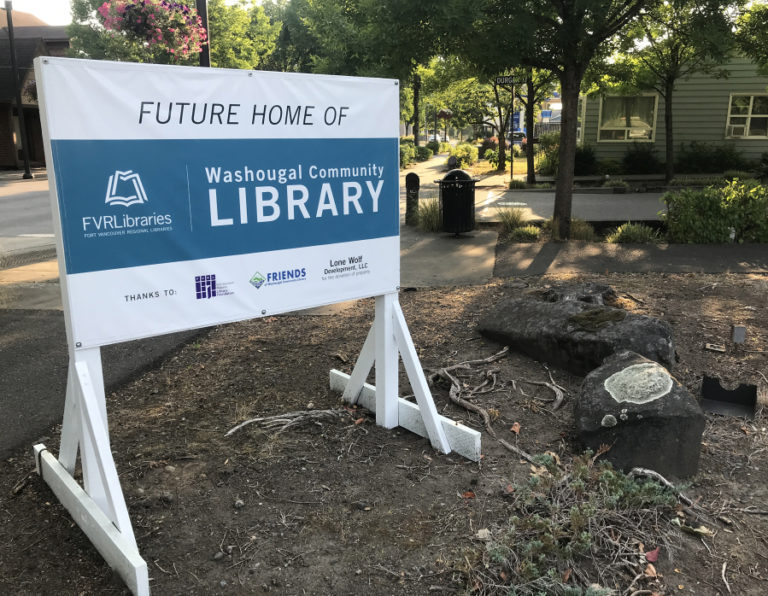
[51,138,399,274]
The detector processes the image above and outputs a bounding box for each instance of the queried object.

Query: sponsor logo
[105,170,149,207]
[249,271,266,289]
[195,274,234,299]
[195,274,217,299]
[251,267,307,289]
[81,170,174,238]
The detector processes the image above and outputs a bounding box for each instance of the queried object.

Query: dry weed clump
[467,449,682,595]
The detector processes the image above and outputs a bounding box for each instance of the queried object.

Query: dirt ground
[1,270,767,595]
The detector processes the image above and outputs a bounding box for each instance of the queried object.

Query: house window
[726,94,768,138]
[598,95,657,142]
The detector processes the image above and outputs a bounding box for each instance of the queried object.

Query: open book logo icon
[105,170,149,207]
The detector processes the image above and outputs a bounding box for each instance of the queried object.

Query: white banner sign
[36,58,400,349]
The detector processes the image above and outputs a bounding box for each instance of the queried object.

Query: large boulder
[478,293,674,375]
[574,351,705,478]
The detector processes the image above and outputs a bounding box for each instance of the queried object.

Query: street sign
[495,75,518,85]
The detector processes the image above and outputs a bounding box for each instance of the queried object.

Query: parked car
[510,131,526,146]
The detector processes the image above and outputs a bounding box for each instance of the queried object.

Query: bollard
[405,172,420,226]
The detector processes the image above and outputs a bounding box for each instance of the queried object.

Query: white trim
[597,94,658,143]
[725,92,768,139]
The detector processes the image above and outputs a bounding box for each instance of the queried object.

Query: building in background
[0,10,69,168]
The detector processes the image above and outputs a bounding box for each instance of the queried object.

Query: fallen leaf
[645,546,660,563]
[503,484,515,495]
[740,426,750,435]
[510,422,521,434]
[645,563,658,577]
[500,571,508,581]
[544,450,561,465]
[562,568,572,582]
[681,524,715,537]
[462,491,476,499]
[354,418,365,425]
[678,585,684,590]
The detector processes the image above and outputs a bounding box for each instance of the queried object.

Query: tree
[736,2,768,73]
[515,68,558,183]
[611,0,736,182]
[208,0,280,70]
[472,0,652,239]
[69,0,206,65]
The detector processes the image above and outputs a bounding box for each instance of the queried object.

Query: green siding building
[581,56,768,164]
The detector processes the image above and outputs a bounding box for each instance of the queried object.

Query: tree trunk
[664,81,674,183]
[525,76,536,184]
[413,74,421,147]
[553,67,581,241]
[493,83,507,172]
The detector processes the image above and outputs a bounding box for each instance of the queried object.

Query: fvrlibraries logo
[105,170,148,207]
[249,272,266,289]
[195,274,217,299]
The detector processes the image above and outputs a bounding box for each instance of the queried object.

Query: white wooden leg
[58,364,80,475]
[35,445,149,596]
[374,293,399,428]
[342,324,375,404]
[76,349,108,515]
[74,360,137,543]
[392,301,451,454]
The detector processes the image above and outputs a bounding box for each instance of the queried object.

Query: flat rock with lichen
[575,351,705,478]
[477,289,674,375]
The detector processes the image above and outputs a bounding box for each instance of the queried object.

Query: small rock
[306,401,315,409]
[355,569,362,575]
[164,465,176,473]
[475,528,491,541]
[213,551,224,561]
[234,498,245,509]
[220,580,228,587]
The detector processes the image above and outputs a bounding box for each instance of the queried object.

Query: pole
[196,0,210,67]
[4,1,32,179]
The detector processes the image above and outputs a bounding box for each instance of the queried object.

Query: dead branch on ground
[225,409,350,437]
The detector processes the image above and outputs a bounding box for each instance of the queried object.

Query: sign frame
[32,57,480,596]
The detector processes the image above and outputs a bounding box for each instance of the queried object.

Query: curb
[0,246,57,271]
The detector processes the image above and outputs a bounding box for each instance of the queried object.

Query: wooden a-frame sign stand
[33,292,481,596]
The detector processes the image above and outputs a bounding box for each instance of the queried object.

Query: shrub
[759,152,768,180]
[400,143,415,168]
[509,179,527,190]
[417,199,441,232]
[571,219,597,241]
[720,180,768,242]
[663,187,732,243]
[400,136,414,146]
[675,141,751,173]
[415,146,433,162]
[426,140,440,154]
[669,175,726,188]
[439,141,451,154]
[542,217,596,241]
[606,222,660,243]
[508,224,541,242]
[622,142,663,174]
[497,207,525,235]
[449,143,478,168]
[485,148,499,168]
[574,145,599,176]
[599,159,623,176]
[536,132,561,176]
[602,178,629,189]
[723,170,757,182]
[478,137,498,159]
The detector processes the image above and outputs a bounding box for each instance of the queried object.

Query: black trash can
[438,169,476,233]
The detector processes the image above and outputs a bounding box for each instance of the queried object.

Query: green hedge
[449,143,478,168]
[415,146,434,161]
[663,180,768,243]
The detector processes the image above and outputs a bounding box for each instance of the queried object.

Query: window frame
[597,94,659,143]
[725,93,768,139]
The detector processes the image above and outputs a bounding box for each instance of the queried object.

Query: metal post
[4,1,32,179]
[196,0,210,67]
